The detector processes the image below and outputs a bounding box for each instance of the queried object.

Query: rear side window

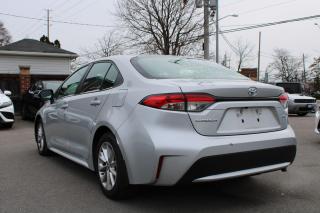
[81,62,111,93]
[131,56,247,80]
[101,64,122,89]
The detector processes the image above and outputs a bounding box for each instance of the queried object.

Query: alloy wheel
[36,124,44,152]
[98,142,117,191]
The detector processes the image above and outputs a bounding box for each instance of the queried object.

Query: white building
[0,38,77,104]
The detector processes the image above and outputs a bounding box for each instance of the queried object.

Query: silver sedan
[35,55,297,199]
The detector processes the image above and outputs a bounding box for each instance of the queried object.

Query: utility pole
[196,0,216,60]
[303,53,306,83]
[46,9,51,40]
[203,0,210,60]
[257,32,261,81]
[215,0,219,63]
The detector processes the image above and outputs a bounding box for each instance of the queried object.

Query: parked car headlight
[0,100,12,108]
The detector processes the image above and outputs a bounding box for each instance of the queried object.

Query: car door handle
[60,102,68,109]
[90,99,101,106]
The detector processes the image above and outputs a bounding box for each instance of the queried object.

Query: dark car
[21,80,62,120]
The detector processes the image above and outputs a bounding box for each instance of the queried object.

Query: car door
[30,81,44,114]
[44,65,89,153]
[63,62,123,161]
[63,62,111,160]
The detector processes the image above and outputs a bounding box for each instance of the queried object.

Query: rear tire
[94,133,131,200]
[35,120,50,156]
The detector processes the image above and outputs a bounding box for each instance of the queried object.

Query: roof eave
[0,50,78,59]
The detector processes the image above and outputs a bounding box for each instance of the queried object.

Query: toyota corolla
[35,55,297,199]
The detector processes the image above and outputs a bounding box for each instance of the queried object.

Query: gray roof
[0,39,77,56]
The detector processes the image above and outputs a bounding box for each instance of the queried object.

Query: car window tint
[81,62,111,93]
[58,66,88,98]
[101,64,121,89]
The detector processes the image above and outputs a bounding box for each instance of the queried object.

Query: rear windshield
[276,83,302,94]
[131,56,247,80]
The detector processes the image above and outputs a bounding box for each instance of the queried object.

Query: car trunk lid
[161,79,287,136]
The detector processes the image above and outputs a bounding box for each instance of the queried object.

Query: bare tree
[0,21,11,46]
[70,58,87,72]
[310,57,320,90]
[310,57,320,76]
[269,48,303,82]
[234,39,254,72]
[83,30,124,60]
[116,0,203,55]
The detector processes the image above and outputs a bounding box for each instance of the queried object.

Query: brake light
[141,93,215,112]
[185,93,216,112]
[279,93,288,108]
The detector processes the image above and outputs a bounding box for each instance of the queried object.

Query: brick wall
[19,66,31,95]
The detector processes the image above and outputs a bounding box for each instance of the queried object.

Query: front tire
[95,133,131,200]
[35,120,50,156]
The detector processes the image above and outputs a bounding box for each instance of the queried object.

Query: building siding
[0,55,71,75]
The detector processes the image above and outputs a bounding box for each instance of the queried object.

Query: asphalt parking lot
[0,115,320,213]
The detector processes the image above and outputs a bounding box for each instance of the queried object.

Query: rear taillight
[185,93,216,112]
[140,93,215,112]
[279,93,288,108]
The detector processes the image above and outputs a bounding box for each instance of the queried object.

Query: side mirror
[33,90,41,98]
[39,89,54,103]
[4,90,12,96]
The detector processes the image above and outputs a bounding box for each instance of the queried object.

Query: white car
[35,55,296,199]
[0,89,14,128]
[287,94,316,116]
[315,109,320,134]
[276,83,316,116]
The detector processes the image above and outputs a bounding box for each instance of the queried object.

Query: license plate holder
[217,107,281,134]
[307,104,313,109]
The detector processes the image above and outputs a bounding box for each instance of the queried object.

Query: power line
[0,11,121,28]
[219,15,320,34]
[54,0,85,19]
[238,0,299,16]
[61,0,100,22]
[52,0,71,11]
[22,0,65,38]
[2,11,319,38]
[187,14,320,41]
[220,33,238,54]
[221,0,247,8]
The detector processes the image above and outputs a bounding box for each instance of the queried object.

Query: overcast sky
[1,0,320,73]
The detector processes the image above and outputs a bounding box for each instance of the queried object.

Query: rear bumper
[154,127,296,186]
[179,145,296,183]
[289,102,316,114]
[118,106,297,186]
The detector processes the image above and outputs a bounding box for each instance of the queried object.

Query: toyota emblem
[248,87,258,97]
